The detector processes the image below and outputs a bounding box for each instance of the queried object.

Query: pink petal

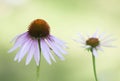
[18,37,32,62]
[49,35,66,48]
[47,39,64,60]
[49,36,67,54]
[25,39,36,65]
[8,32,29,53]
[41,39,52,64]
[33,40,40,66]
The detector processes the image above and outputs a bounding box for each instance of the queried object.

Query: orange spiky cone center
[28,19,50,38]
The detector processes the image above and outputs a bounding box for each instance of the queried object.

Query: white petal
[73,39,85,45]
[82,45,91,49]
[100,38,115,45]
[33,40,40,66]
[92,31,98,38]
[92,48,98,57]
[100,44,115,47]
[96,46,103,51]
[98,32,105,39]
[41,39,52,64]
[100,34,112,41]
[77,33,86,41]
[86,33,91,38]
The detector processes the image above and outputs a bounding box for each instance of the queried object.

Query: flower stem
[37,39,41,81]
[37,65,40,81]
[91,51,98,81]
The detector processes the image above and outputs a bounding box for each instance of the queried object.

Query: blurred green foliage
[0,0,120,81]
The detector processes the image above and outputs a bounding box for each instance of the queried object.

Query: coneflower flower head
[9,19,67,66]
[28,19,50,38]
[75,31,114,57]
[86,38,100,48]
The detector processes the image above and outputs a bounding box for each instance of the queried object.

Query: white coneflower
[8,19,67,81]
[75,31,114,81]
[76,32,114,56]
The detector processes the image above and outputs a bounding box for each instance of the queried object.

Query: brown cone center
[28,19,50,38]
[86,38,99,47]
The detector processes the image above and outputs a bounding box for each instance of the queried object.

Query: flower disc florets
[86,38,99,47]
[28,19,50,38]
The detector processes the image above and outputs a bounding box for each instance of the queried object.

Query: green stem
[91,50,98,81]
[37,65,40,81]
[37,39,41,81]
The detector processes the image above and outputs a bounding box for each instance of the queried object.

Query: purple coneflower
[75,31,114,81]
[9,19,67,81]
[8,19,67,66]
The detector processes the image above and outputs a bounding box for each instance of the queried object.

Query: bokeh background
[0,0,120,81]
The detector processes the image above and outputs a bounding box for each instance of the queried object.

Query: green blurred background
[0,0,120,81]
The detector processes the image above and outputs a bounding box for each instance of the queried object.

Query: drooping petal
[96,46,103,51]
[48,36,67,54]
[92,48,98,57]
[10,32,27,43]
[41,39,52,64]
[55,44,67,54]
[10,35,19,43]
[49,52,56,62]
[33,40,40,66]
[42,38,56,62]
[14,51,20,61]
[47,39,64,60]
[49,35,66,48]
[14,36,30,61]
[25,39,36,65]
[13,32,28,45]
[15,37,32,62]
[8,32,29,53]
